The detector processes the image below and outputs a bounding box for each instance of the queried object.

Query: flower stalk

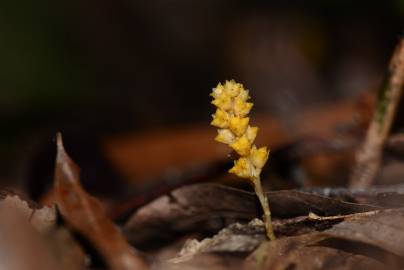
[210,80,275,240]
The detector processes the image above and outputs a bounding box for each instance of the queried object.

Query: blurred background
[1,0,404,202]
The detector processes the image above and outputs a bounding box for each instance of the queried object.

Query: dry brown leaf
[244,208,404,269]
[322,208,404,257]
[124,184,379,247]
[0,193,56,233]
[245,234,387,270]
[0,205,65,270]
[53,133,148,270]
[45,227,87,270]
[171,219,266,263]
[161,254,243,270]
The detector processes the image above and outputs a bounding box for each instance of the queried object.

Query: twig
[307,209,381,221]
[349,38,404,188]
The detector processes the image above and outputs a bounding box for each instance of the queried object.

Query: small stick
[307,209,381,221]
[349,38,404,188]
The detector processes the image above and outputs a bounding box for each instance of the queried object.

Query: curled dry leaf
[124,184,379,247]
[53,133,148,270]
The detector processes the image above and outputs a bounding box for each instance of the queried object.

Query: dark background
[1,0,403,195]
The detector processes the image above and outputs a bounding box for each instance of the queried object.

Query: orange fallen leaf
[54,133,148,270]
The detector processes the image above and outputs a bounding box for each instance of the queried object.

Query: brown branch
[349,38,404,188]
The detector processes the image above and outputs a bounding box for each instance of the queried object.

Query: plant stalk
[349,38,404,188]
[252,177,276,240]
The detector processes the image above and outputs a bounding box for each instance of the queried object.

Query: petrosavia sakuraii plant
[210,80,276,240]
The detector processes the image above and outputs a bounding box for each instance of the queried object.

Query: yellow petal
[250,146,269,169]
[246,126,258,142]
[229,157,253,178]
[229,117,249,137]
[215,129,235,144]
[230,135,251,156]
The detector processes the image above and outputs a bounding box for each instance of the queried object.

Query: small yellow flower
[233,97,253,117]
[230,135,252,156]
[246,126,258,142]
[229,157,253,178]
[224,80,242,97]
[211,95,232,111]
[238,88,250,102]
[211,109,230,128]
[229,116,249,136]
[250,146,269,169]
[215,129,235,145]
[210,83,224,99]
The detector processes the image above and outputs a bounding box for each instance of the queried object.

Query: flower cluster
[210,80,269,179]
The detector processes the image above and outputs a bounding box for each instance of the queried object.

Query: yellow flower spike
[229,116,249,137]
[230,135,252,156]
[250,146,270,169]
[210,80,276,241]
[215,129,235,145]
[228,157,253,178]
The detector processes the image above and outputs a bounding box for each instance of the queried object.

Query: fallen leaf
[245,234,388,270]
[160,254,243,270]
[0,192,56,233]
[305,184,404,207]
[45,227,87,270]
[53,133,148,270]
[171,219,266,263]
[124,184,379,247]
[322,208,404,257]
[247,208,404,269]
[0,204,67,270]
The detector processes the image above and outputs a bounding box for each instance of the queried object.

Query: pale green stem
[252,176,276,240]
